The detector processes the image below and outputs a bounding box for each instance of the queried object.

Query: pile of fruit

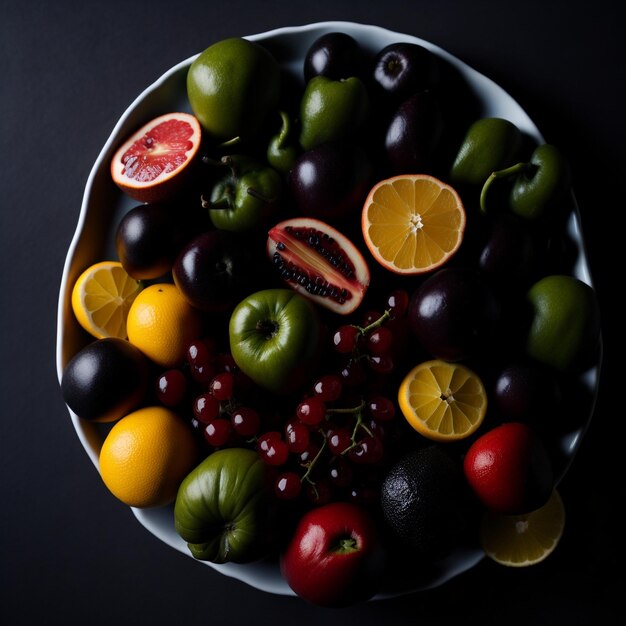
[61,32,601,606]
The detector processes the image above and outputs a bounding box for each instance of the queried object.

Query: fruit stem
[246,187,276,204]
[340,403,373,453]
[326,400,366,417]
[218,136,241,149]
[201,193,233,210]
[275,111,291,149]
[301,437,328,485]
[358,308,391,336]
[480,161,529,214]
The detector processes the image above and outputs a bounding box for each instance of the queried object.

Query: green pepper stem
[246,187,276,204]
[218,136,241,149]
[275,111,291,149]
[479,161,529,214]
[200,193,233,211]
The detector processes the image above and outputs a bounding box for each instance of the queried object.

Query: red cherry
[463,422,553,515]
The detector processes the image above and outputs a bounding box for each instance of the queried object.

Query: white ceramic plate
[56,21,601,598]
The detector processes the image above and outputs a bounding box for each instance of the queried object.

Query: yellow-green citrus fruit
[526,275,600,372]
[187,37,280,141]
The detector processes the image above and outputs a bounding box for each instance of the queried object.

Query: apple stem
[332,536,359,554]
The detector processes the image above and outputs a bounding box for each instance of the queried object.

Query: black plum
[408,268,502,361]
[304,32,365,82]
[288,141,373,221]
[493,361,562,423]
[116,203,195,280]
[372,42,439,103]
[173,231,256,313]
[479,213,535,281]
[384,90,443,175]
[61,338,149,423]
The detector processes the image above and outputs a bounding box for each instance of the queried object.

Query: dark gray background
[1,1,623,624]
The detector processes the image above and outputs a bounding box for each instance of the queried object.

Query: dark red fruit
[463,422,554,515]
[267,217,370,315]
[156,369,188,407]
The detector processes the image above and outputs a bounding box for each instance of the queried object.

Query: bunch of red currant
[152,289,414,507]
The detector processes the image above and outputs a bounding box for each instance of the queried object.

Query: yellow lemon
[71,261,142,339]
[398,360,487,441]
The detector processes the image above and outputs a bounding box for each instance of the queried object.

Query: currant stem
[357,308,391,336]
[301,437,327,484]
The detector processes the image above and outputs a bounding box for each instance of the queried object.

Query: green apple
[229,289,321,394]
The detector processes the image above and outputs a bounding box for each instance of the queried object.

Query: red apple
[463,422,553,515]
[280,502,382,607]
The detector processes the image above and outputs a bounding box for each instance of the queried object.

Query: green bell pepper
[298,75,370,151]
[449,117,522,186]
[480,143,571,219]
[174,448,270,564]
[202,155,282,231]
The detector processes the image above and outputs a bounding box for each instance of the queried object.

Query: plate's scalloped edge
[56,20,601,600]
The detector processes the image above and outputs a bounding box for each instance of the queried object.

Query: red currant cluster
[155,338,261,449]
[152,289,414,508]
[258,371,398,504]
[332,288,410,385]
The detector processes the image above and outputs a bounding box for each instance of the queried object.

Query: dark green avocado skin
[380,446,467,558]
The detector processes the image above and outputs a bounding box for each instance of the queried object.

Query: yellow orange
[99,406,199,508]
[362,174,466,274]
[126,283,203,368]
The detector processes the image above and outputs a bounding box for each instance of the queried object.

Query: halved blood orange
[110,112,201,203]
[361,174,466,274]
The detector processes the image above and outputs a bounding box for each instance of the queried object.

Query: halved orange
[398,360,487,441]
[480,489,566,567]
[71,261,142,339]
[361,174,466,274]
[110,112,202,203]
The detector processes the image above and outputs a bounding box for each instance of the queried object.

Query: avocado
[380,445,467,558]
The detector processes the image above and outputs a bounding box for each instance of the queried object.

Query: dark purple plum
[384,90,443,175]
[61,338,149,423]
[116,203,195,280]
[288,141,373,221]
[372,42,439,103]
[408,268,502,361]
[303,32,365,82]
[173,231,255,313]
[479,214,535,281]
[493,361,561,423]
